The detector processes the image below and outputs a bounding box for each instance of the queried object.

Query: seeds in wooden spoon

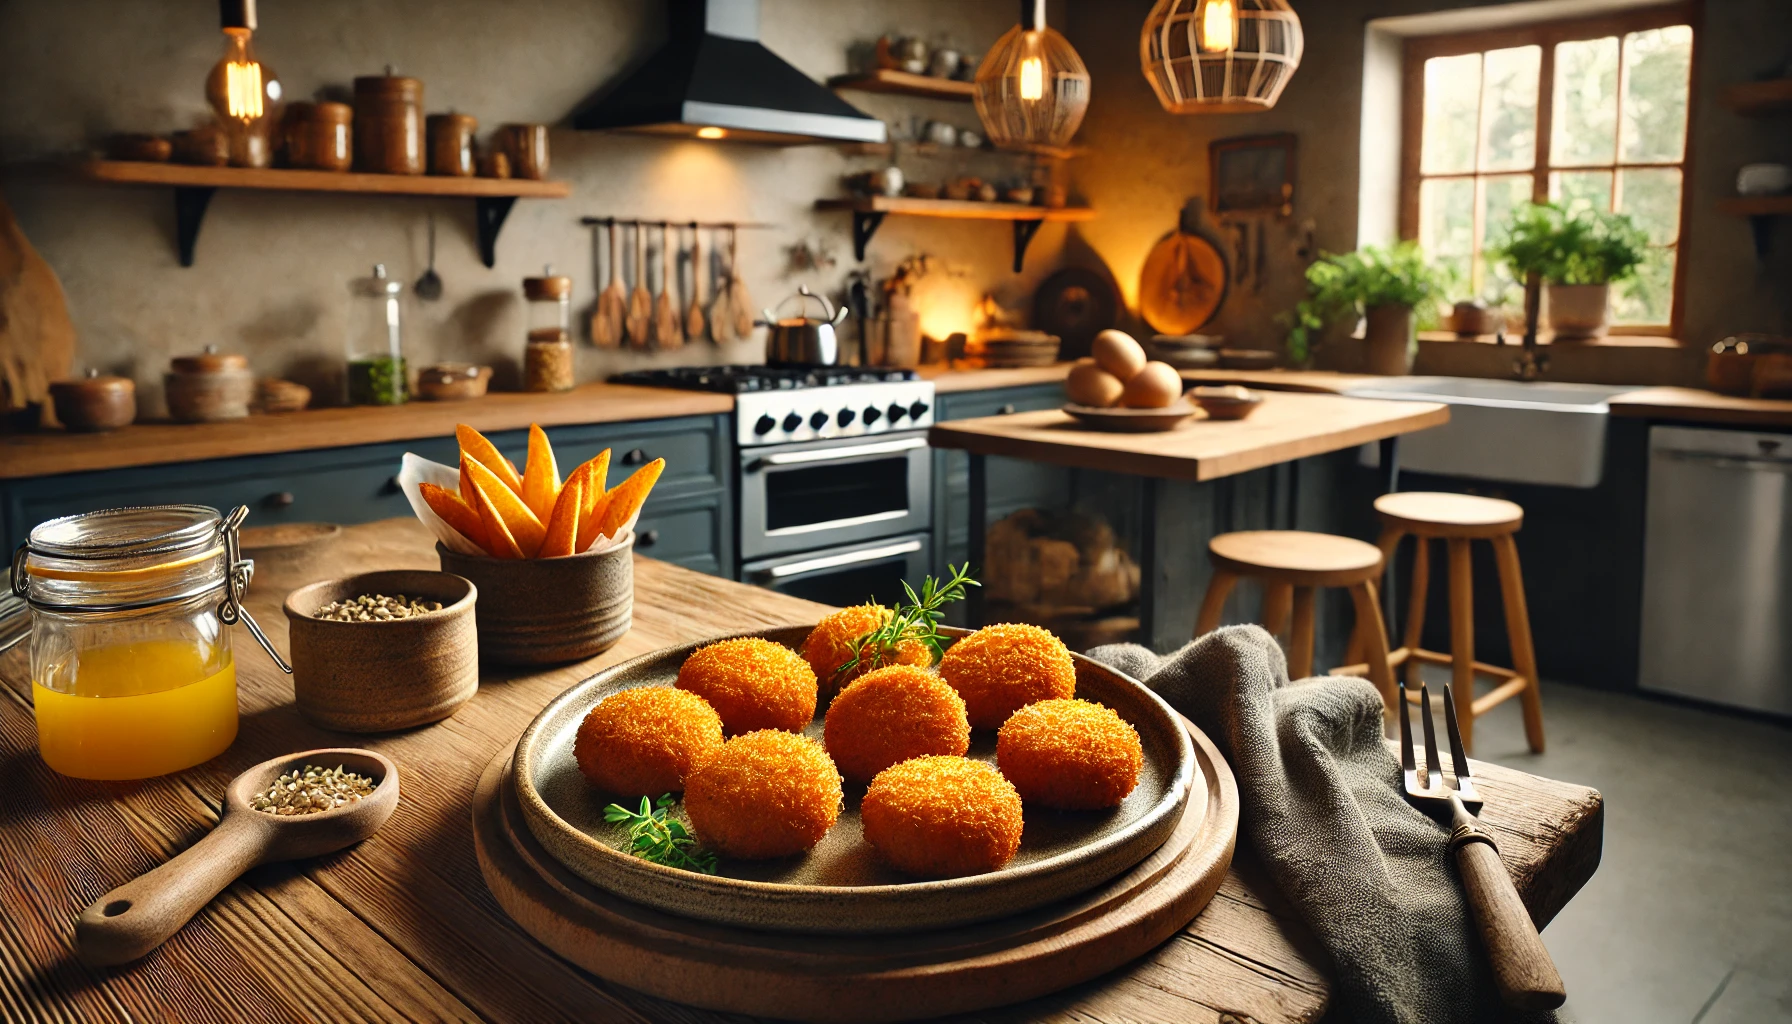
[251,765,377,815]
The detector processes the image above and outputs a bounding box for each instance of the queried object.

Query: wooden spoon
[589,219,625,348]
[624,222,652,349]
[722,225,755,342]
[653,221,684,349]
[75,747,399,966]
[683,222,706,343]
[709,225,737,344]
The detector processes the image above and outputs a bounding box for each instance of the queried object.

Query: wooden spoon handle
[76,813,270,966]
[1449,795,1566,1010]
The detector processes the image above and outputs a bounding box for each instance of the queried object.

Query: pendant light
[204,0,283,167]
[972,0,1091,151]
[1140,0,1303,114]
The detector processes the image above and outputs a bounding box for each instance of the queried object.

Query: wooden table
[0,518,1600,1023]
[928,391,1449,639]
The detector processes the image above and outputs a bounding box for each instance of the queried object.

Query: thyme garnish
[834,563,980,684]
[602,794,720,874]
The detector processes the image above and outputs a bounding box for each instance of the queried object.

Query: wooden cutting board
[1138,226,1229,337]
[0,187,76,425]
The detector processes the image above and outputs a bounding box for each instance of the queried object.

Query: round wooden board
[473,720,1239,1023]
[1138,230,1228,336]
[1063,399,1200,433]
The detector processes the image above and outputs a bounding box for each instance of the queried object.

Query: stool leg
[1493,534,1546,753]
[1288,587,1316,680]
[1447,538,1476,754]
[1262,583,1293,638]
[1403,537,1431,686]
[1348,580,1398,713]
[1195,569,1238,638]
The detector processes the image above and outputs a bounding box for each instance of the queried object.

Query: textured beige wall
[0,0,1070,413]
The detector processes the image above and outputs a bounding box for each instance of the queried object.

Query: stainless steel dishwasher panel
[1640,425,1792,716]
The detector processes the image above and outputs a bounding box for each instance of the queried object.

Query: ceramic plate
[1062,399,1199,432]
[512,625,1197,934]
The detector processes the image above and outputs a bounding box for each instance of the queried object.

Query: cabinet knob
[622,448,648,466]
[263,491,295,509]
[997,404,1016,415]
[638,529,660,548]
[380,476,401,495]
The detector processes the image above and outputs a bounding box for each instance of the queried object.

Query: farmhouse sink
[1342,376,1636,487]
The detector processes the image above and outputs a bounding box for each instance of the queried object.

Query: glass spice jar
[523,266,574,392]
[346,264,407,405]
[13,505,291,781]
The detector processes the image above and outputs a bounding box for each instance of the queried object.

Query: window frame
[1399,3,1701,337]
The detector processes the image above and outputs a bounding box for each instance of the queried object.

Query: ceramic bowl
[437,533,634,666]
[1188,385,1265,421]
[284,570,478,733]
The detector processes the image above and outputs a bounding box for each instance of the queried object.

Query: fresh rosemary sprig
[834,563,980,683]
[602,794,720,874]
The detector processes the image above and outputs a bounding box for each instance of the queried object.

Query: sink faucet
[1513,273,1549,381]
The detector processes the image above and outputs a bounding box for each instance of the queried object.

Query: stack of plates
[1145,334,1222,369]
[978,329,1062,368]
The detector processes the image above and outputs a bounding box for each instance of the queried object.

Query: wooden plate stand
[473,722,1239,1024]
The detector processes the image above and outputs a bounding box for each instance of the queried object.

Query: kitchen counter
[1607,386,1792,427]
[0,517,1603,1024]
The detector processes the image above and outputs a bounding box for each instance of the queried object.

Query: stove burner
[612,365,919,394]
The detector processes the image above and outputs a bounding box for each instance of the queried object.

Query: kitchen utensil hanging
[625,222,652,349]
[652,222,683,349]
[1138,200,1229,336]
[577,217,772,347]
[684,223,707,343]
[591,218,625,348]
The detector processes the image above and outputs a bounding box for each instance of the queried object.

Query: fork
[1400,681,1567,1011]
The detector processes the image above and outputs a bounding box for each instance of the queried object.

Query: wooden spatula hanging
[589,219,625,348]
[1138,200,1230,337]
[709,226,737,344]
[653,222,684,349]
[624,222,652,349]
[721,226,755,343]
[683,223,706,343]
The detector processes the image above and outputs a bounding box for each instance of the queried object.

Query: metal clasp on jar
[217,505,293,674]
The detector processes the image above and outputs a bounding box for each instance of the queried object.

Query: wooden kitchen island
[0,518,1602,1024]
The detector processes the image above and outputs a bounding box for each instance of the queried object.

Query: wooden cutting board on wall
[1138,202,1230,337]
[0,187,76,426]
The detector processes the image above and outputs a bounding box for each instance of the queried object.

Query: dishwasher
[1640,425,1792,716]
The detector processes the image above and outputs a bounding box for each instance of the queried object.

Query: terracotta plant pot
[1363,304,1416,376]
[284,570,479,733]
[1546,283,1610,340]
[437,534,634,666]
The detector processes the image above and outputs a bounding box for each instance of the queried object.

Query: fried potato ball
[996,699,1143,810]
[860,756,1024,878]
[573,687,724,798]
[823,665,970,784]
[937,623,1076,729]
[802,604,932,700]
[676,637,818,735]
[683,730,843,859]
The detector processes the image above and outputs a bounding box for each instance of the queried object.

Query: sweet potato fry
[471,481,525,559]
[464,456,546,557]
[597,457,665,541]
[574,449,612,510]
[539,475,583,558]
[458,457,478,509]
[521,424,561,521]
[420,482,489,553]
[456,424,525,495]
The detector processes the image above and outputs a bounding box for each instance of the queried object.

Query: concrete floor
[1436,674,1792,1023]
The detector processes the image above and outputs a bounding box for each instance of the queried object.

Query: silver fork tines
[1398,681,1481,809]
[1442,683,1480,806]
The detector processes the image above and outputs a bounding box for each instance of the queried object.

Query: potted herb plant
[1287,242,1441,375]
[1490,202,1649,340]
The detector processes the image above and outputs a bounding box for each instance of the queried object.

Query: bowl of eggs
[1061,330,1197,432]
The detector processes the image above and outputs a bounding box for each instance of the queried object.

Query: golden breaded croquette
[996,699,1142,810]
[574,686,724,797]
[676,637,818,735]
[683,730,843,859]
[823,665,970,784]
[937,623,1076,729]
[802,604,931,699]
[860,755,1023,878]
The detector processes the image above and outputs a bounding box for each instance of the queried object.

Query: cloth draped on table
[1086,626,1564,1024]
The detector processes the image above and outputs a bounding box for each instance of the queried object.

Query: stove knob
[810,410,829,430]
[887,403,907,422]
[753,414,776,435]
[837,408,856,427]
[909,400,930,420]
[862,406,881,425]
[782,412,802,432]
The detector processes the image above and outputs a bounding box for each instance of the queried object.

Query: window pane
[1552,37,1619,167]
[1620,26,1692,163]
[1478,174,1533,303]
[1422,54,1482,175]
[1611,246,1675,325]
[1480,46,1540,171]
[1420,177,1475,294]
[1618,167,1682,245]
[1551,170,1614,214]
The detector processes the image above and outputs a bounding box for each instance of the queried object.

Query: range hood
[573,0,886,145]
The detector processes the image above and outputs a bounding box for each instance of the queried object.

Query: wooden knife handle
[1450,794,1566,1011]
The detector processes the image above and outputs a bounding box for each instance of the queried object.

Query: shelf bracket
[1749,215,1773,258]
[173,186,216,268]
[850,211,886,262]
[475,196,519,268]
[1012,219,1045,273]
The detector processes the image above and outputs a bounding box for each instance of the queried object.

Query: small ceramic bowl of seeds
[284,570,477,733]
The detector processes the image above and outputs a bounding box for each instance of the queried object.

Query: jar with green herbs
[346,263,408,405]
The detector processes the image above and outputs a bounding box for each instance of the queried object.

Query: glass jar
[347,263,407,405]
[523,266,574,392]
[13,505,290,780]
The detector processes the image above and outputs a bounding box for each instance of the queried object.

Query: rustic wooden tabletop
[0,518,1602,1023]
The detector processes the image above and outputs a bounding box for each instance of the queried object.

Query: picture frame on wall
[1209,133,1297,217]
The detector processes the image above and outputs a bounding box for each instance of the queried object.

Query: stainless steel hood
[572,0,886,145]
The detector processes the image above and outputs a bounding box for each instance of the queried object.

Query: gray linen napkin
[1086,626,1563,1024]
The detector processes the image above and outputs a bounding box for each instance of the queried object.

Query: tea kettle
[759,286,848,366]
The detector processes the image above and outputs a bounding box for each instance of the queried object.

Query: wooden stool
[1195,530,1397,709]
[1341,492,1545,755]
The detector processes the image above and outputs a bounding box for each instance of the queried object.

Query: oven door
[741,533,933,608]
[738,432,931,561]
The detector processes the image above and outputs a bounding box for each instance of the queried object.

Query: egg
[1091,330,1146,381]
[1065,358,1125,408]
[1120,361,1183,409]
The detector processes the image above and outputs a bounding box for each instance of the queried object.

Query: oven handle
[750,437,927,469]
[752,539,925,581]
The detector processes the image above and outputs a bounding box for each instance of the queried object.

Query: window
[1400,7,1695,333]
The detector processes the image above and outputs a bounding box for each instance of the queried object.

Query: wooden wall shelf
[828,68,976,101]
[71,161,571,268]
[815,196,1094,272]
[1721,79,1792,115]
[1718,194,1792,256]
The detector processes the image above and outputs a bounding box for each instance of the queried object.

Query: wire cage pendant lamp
[1140,0,1304,114]
[973,0,1091,150]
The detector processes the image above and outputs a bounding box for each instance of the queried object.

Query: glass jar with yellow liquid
[13,505,291,781]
